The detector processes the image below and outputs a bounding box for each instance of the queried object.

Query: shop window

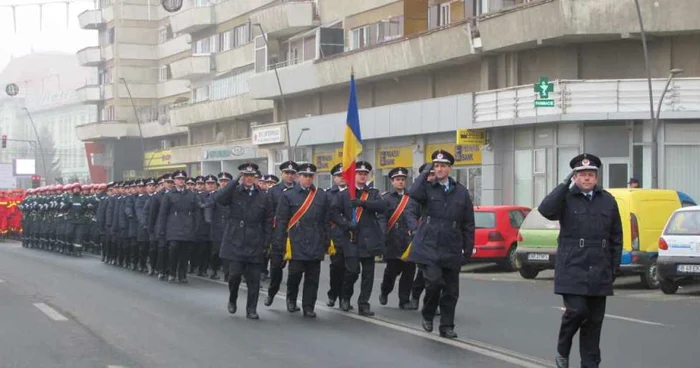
[454,167,482,205]
[315,174,331,190]
[514,150,533,207]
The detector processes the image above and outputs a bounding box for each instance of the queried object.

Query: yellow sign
[456,129,486,145]
[425,143,482,166]
[314,152,335,173]
[376,147,413,169]
[144,150,173,169]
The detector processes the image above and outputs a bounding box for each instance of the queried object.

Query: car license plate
[677,264,700,273]
[527,253,549,261]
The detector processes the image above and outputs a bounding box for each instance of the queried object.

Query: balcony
[76,120,139,141]
[76,84,106,104]
[158,34,192,59]
[140,120,188,139]
[78,9,103,30]
[158,80,190,98]
[215,0,275,25]
[170,5,214,35]
[472,78,700,128]
[76,46,103,67]
[215,43,254,74]
[170,55,214,80]
[170,94,273,127]
[251,1,317,39]
[477,0,700,52]
[248,21,475,99]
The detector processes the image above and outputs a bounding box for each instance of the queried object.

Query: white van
[657,206,700,294]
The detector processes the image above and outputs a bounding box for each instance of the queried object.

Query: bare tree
[37,126,62,184]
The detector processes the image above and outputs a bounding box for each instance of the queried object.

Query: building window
[193,38,211,54]
[233,23,251,48]
[349,26,369,51]
[194,86,209,103]
[377,17,403,44]
[159,66,171,82]
[254,35,267,73]
[209,67,253,100]
[219,31,232,52]
[439,3,451,26]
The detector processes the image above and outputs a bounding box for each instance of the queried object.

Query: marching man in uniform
[406,150,475,339]
[379,167,419,309]
[273,163,330,318]
[538,153,622,368]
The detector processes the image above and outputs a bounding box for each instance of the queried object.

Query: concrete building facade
[77,0,700,204]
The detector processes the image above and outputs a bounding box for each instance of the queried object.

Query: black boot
[227,302,237,315]
[340,299,351,312]
[422,319,433,332]
[246,310,259,320]
[264,295,274,307]
[379,293,388,306]
[303,308,317,318]
[439,329,458,339]
[326,296,337,307]
[410,298,420,310]
[286,299,300,313]
[555,356,569,368]
[358,305,374,317]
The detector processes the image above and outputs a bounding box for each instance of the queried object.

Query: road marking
[553,307,669,327]
[107,365,130,368]
[33,302,69,321]
[187,273,552,368]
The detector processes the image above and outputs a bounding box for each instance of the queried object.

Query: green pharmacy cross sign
[534,77,555,107]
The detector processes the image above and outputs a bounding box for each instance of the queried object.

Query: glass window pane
[557,147,579,182]
[474,212,496,228]
[514,150,533,207]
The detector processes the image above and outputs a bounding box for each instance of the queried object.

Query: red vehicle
[472,206,531,271]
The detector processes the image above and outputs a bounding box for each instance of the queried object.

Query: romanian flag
[342,73,363,200]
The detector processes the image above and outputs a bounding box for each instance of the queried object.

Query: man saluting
[538,153,622,368]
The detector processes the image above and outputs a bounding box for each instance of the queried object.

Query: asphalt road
[2,241,699,368]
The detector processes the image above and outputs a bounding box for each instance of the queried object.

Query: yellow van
[608,189,689,289]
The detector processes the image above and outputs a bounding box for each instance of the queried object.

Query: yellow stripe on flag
[327,239,336,256]
[284,237,292,261]
[400,243,412,261]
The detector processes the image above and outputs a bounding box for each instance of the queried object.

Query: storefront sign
[313,152,335,172]
[456,129,486,145]
[377,147,413,169]
[424,143,482,166]
[534,76,555,107]
[144,150,173,169]
[252,126,285,145]
[202,145,253,161]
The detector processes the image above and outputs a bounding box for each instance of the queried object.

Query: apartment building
[76,0,191,181]
[242,0,700,205]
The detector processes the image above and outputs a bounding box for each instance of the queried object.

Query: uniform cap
[279,161,299,173]
[217,172,233,181]
[185,177,196,185]
[569,153,601,172]
[163,174,174,182]
[265,175,279,184]
[204,174,218,183]
[238,163,259,175]
[355,161,372,173]
[431,150,455,165]
[330,163,343,176]
[145,178,157,186]
[173,170,187,179]
[388,167,408,179]
[195,175,206,184]
[297,163,317,175]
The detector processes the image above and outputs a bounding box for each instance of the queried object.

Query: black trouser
[148,240,158,271]
[267,257,285,298]
[210,241,221,273]
[381,259,416,305]
[287,260,321,311]
[558,294,607,368]
[420,264,459,332]
[137,240,149,269]
[156,239,169,275]
[197,241,211,273]
[168,241,191,280]
[228,261,261,313]
[128,237,138,266]
[342,257,375,308]
[328,250,345,300]
[412,268,425,301]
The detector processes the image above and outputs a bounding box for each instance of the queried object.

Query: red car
[472,206,531,271]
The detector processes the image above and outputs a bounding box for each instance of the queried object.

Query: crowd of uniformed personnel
[17,149,476,339]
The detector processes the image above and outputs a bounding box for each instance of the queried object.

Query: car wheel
[500,244,518,272]
[659,279,679,295]
[518,266,539,280]
[640,258,660,289]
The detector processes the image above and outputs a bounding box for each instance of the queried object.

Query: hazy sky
[0,0,97,72]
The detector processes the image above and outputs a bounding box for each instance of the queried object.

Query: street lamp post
[293,128,310,162]
[253,23,293,162]
[21,108,48,180]
[649,68,683,189]
[119,77,147,171]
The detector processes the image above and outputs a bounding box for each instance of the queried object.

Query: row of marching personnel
[18,148,476,339]
[0,189,24,239]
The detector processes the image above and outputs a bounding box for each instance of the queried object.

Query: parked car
[472,206,531,271]
[514,208,559,279]
[657,206,700,294]
[515,189,694,286]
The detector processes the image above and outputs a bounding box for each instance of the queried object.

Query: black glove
[350,199,366,208]
[422,164,434,176]
[562,170,575,185]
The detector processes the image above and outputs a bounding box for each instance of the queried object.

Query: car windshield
[664,211,700,236]
[474,212,496,229]
[521,209,560,230]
